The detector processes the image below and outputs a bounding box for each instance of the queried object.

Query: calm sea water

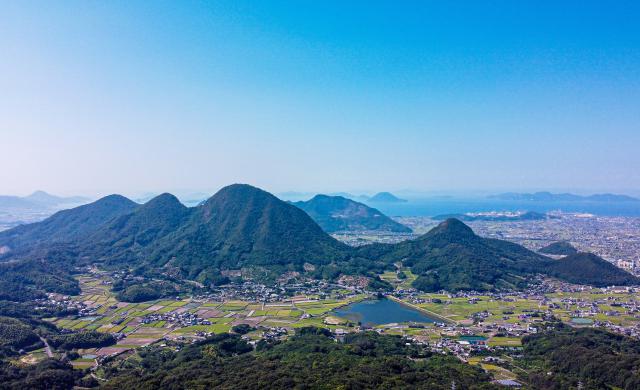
[371,198,640,217]
[332,298,437,326]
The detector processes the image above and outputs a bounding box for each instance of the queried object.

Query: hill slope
[84,193,191,263]
[0,195,138,253]
[357,219,639,292]
[539,241,578,256]
[142,185,354,281]
[293,195,411,233]
[357,219,549,292]
[543,252,640,286]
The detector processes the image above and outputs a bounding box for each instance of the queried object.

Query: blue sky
[1,1,639,197]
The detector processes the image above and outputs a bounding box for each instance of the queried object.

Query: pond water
[331,298,438,326]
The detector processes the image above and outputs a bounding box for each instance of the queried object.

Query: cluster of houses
[141,311,211,327]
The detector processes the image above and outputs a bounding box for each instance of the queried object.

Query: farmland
[42,274,369,365]
[38,271,640,374]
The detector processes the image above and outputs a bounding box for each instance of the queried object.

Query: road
[39,336,53,358]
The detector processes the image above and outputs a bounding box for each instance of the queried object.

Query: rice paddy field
[43,274,640,365]
[44,275,369,359]
[413,290,640,327]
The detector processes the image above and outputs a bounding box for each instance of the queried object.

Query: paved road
[39,336,53,358]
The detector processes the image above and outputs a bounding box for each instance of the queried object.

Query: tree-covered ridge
[88,193,190,253]
[0,317,40,357]
[543,252,640,286]
[0,359,84,390]
[0,258,80,302]
[358,219,549,292]
[142,184,354,282]
[103,328,496,390]
[47,331,116,351]
[114,280,179,303]
[522,323,640,389]
[0,195,138,253]
[293,194,411,233]
[358,219,639,292]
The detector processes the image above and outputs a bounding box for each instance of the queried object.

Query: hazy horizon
[4,186,640,203]
[2,2,639,196]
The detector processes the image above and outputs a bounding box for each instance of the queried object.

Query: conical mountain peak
[203,184,274,206]
[428,218,475,238]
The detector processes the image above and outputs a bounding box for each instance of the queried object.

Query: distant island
[432,211,549,222]
[0,190,89,211]
[367,192,407,203]
[0,191,91,228]
[489,191,639,202]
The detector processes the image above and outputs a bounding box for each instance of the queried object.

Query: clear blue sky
[1,1,639,197]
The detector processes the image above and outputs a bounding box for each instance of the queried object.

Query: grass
[173,323,232,334]
[488,337,522,347]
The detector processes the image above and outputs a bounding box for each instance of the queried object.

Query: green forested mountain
[0,195,138,252]
[137,184,355,282]
[539,241,578,256]
[292,194,411,233]
[357,218,549,292]
[357,219,639,292]
[0,185,384,288]
[81,193,192,266]
[543,252,640,286]
[90,193,190,247]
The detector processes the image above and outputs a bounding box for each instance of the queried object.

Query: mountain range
[0,185,370,286]
[1,184,637,295]
[292,195,411,233]
[490,191,639,202]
